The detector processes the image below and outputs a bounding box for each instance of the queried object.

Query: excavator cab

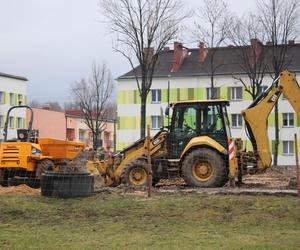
[167,100,231,159]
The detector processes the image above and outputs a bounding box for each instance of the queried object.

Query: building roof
[0,72,28,81]
[65,110,115,123]
[118,43,300,80]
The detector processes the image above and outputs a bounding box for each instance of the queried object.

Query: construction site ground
[0,166,297,196]
[0,166,299,249]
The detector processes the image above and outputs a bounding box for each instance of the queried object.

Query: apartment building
[26,108,115,151]
[0,72,28,140]
[65,110,114,151]
[116,41,300,165]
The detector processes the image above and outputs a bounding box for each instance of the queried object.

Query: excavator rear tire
[182,148,228,187]
[121,160,152,188]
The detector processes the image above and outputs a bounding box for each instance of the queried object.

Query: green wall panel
[117,92,124,104]
[180,88,188,100]
[220,86,227,99]
[243,86,253,100]
[188,88,194,100]
[162,89,168,103]
[14,94,18,105]
[268,113,274,127]
[5,92,9,105]
[195,87,205,99]
[118,116,137,130]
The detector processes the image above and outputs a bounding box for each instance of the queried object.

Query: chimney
[143,47,154,61]
[171,42,188,73]
[198,42,208,63]
[288,40,295,45]
[249,38,263,65]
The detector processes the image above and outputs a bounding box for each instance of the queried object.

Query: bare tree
[228,15,268,100]
[29,100,62,111]
[100,0,187,138]
[71,63,113,150]
[29,99,41,108]
[46,102,63,112]
[194,0,231,99]
[257,0,300,165]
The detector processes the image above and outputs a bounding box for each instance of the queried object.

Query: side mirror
[165,106,170,116]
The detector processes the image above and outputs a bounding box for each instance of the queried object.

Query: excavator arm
[242,71,300,169]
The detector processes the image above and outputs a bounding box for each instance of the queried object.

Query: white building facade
[117,42,300,166]
[0,72,28,140]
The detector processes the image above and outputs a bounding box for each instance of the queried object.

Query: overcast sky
[0,0,256,104]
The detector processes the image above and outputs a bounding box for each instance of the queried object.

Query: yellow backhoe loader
[90,99,235,188]
[0,105,85,187]
[89,70,300,188]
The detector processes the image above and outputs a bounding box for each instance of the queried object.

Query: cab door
[167,105,199,159]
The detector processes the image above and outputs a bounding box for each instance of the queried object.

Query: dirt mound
[66,151,94,172]
[241,167,296,189]
[0,185,40,195]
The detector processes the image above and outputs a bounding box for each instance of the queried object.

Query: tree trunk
[93,132,101,151]
[140,94,147,138]
[210,74,214,99]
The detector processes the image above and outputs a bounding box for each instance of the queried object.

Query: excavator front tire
[121,160,150,187]
[182,148,228,187]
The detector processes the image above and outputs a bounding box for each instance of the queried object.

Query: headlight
[31,147,41,156]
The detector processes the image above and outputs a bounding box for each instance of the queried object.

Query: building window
[282,141,294,155]
[18,94,22,105]
[0,116,4,128]
[79,129,86,142]
[17,117,22,129]
[230,87,243,100]
[282,113,294,127]
[151,116,162,129]
[258,86,267,95]
[9,93,14,106]
[9,116,14,129]
[206,87,220,99]
[0,92,5,104]
[151,89,161,103]
[231,114,242,128]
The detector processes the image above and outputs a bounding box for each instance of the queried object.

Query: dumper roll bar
[3,105,34,142]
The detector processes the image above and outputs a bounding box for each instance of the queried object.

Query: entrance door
[167,105,198,159]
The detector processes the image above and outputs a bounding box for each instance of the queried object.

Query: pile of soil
[0,185,40,195]
[240,167,297,189]
[66,151,94,172]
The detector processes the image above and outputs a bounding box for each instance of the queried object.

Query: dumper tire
[121,160,151,188]
[0,169,9,187]
[36,159,55,179]
[182,148,228,187]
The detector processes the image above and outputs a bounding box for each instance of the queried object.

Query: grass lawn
[0,193,299,250]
